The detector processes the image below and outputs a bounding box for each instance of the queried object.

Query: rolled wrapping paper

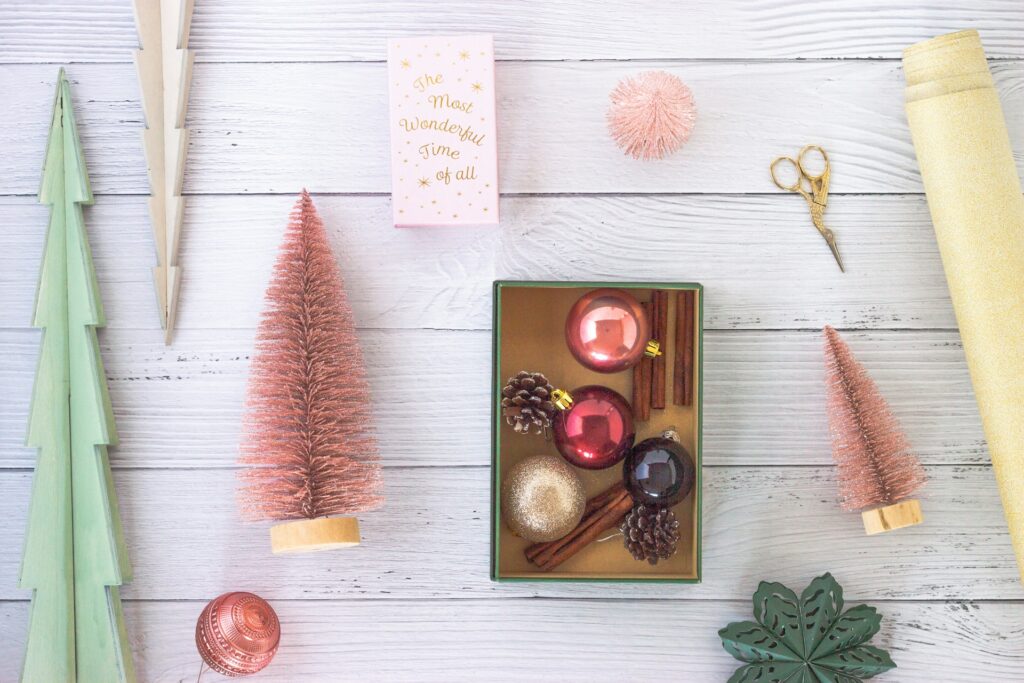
[903,30,1024,581]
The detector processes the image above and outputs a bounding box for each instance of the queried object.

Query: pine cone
[501,371,557,434]
[621,504,680,565]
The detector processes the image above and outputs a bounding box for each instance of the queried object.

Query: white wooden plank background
[0,1,1022,681]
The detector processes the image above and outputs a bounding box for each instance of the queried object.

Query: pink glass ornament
[196,592,280,677]
[565,288,651,373]
[553,385,635,469]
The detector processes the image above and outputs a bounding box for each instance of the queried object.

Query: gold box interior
[495,284,701,581]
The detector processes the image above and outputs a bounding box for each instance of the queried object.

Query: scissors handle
[797,145,830,181]
[770,156,814,202]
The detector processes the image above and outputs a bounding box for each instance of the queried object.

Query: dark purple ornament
[623,434,696,506]
[552,385,635,470]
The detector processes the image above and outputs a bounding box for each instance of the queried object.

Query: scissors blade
[825,234,845,273]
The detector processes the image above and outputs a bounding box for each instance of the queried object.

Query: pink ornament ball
[196,592,280,677]
[607,70,697,161]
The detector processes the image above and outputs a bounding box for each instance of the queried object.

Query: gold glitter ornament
[501,455,586,543]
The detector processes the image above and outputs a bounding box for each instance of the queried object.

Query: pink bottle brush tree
[823,325,926,535]
[239,191,383,553]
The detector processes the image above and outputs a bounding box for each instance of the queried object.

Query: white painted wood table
[1,1,1023,681]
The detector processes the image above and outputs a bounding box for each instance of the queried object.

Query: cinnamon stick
[673,290,686,405]
[582,480,626,517]
[632,343,644,420]
[637,301,653,421]
[651,290,668,409]
[528,488,630,568]
[682,290,695,406]
[524,481,628,565]
[538,493,635,571]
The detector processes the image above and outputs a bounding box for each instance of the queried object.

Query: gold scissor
[770,145,845,272]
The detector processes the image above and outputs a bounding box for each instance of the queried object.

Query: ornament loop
[551,389,574,410]
[644,339,662,358]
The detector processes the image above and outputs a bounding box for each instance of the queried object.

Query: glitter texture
[607,70,697,161]
[501,455,586,543]
[824,326,926,511]
[239,191,383,521]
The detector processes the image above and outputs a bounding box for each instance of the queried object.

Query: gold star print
[471,82,483,92]
[431,199,437,204]
[459,50,470,60]
[418,177,430,188]
[453,213,459,219]
[400,59,411,69]
[483,207,489,212]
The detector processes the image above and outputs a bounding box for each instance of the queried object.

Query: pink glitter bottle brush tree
[238,191,383,553]
[823,326,926,535]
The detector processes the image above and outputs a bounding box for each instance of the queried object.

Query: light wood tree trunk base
[862,499,923,535]
[270,517,360,554]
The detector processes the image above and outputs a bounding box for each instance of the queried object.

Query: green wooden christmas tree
[19,69,135,683]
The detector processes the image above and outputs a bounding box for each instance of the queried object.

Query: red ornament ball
[196,592,280,677]
[623,435,696,506]
[565,288,651,373]
[553,385,635,469]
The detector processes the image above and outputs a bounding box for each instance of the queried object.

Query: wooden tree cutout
[132,0,195,343]
[239,192,383,554]
[20,70,135,683]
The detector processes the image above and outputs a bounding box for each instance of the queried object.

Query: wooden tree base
[862,499,923,535]
[270,517,360,554]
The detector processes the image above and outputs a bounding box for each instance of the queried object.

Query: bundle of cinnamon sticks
[525,482,634,571]
[634,289,696,420]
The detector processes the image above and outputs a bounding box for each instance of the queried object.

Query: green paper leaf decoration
[799,572,844,657]
[719,620,801,664]
[720,573,896,683]
[811,605,882,660]
[752,580,806,657]
[815,645,897,679]
[19,69,136,683]
[727,661,810,683]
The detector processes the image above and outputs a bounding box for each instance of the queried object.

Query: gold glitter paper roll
[501,455,586,543]
[903,30,1024,581]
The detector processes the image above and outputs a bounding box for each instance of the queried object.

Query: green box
[491,281,703,582]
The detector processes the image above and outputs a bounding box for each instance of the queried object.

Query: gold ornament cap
[551,388,574,410]
[644,339,662,357]
[861,499,923,535]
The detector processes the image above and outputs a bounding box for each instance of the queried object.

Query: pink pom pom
[607,71,697,161]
